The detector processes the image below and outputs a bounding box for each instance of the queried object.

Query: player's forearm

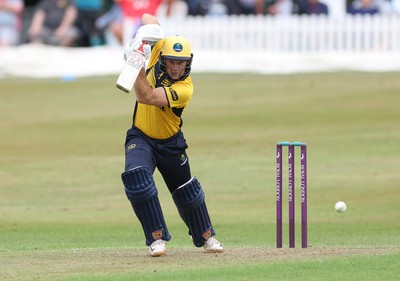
[134,69,154,103]
[134,69,167,107]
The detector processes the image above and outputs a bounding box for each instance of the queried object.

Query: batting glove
[123,37,143,61]
[135,24,164,46]
[143,44,151,60]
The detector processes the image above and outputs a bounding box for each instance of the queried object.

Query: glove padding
[123,35,153,62]
[135,24,164,46]
[142,44,151,60]
[123,37,142,61]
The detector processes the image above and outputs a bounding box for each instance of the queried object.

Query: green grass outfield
[1,72,399,280]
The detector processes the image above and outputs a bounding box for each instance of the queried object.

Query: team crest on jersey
[170,89,178,101]
[152,230,163,240]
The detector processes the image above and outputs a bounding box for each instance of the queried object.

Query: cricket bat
[116,48,146,93]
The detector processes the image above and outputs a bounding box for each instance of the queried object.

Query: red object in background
[119,0,162,18]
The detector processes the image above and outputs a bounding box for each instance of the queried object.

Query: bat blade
[116,49,145,93]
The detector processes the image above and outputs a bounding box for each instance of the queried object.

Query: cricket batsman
[119,13,224,257]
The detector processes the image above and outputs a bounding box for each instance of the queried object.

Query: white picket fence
[156,15,400,53]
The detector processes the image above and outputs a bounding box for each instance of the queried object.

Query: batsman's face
[165,59,188,80]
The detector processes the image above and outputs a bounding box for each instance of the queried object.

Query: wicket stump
[276,141,308,248]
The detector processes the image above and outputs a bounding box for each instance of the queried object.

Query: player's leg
[156,149,192,232]
[156,133,223,253]
[171,177,223,253]
[122,134,170,256]
[154,130,191,191]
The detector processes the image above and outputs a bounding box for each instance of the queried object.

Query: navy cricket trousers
[124,126,192,194]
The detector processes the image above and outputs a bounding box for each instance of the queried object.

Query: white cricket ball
[335,201,347,213]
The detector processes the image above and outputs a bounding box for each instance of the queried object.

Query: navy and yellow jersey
[133,39,194,140]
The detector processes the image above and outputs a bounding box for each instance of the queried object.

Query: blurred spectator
[120,0,164,26]
[291,0,306,14]
[376,0,392,13]
[347,0,379,15]
[75,0,105,47]
[264,0,293,16]
[0,0,24,47]
[226,0,264,15]
[304,0,328,15]
[307,0,329,15]
[186,0,211,15]
[187,0,228,16]
[157,0,188,18]
[95,0,123,45]
[27,0,79,46]
[291,0,328,15]
[376,0,400,14]
[112,0,174,44]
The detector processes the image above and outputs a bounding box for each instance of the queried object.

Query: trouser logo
[127,144,136,151]
[180,154,188,166]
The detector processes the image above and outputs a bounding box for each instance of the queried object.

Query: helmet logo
[173,43,183,52]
